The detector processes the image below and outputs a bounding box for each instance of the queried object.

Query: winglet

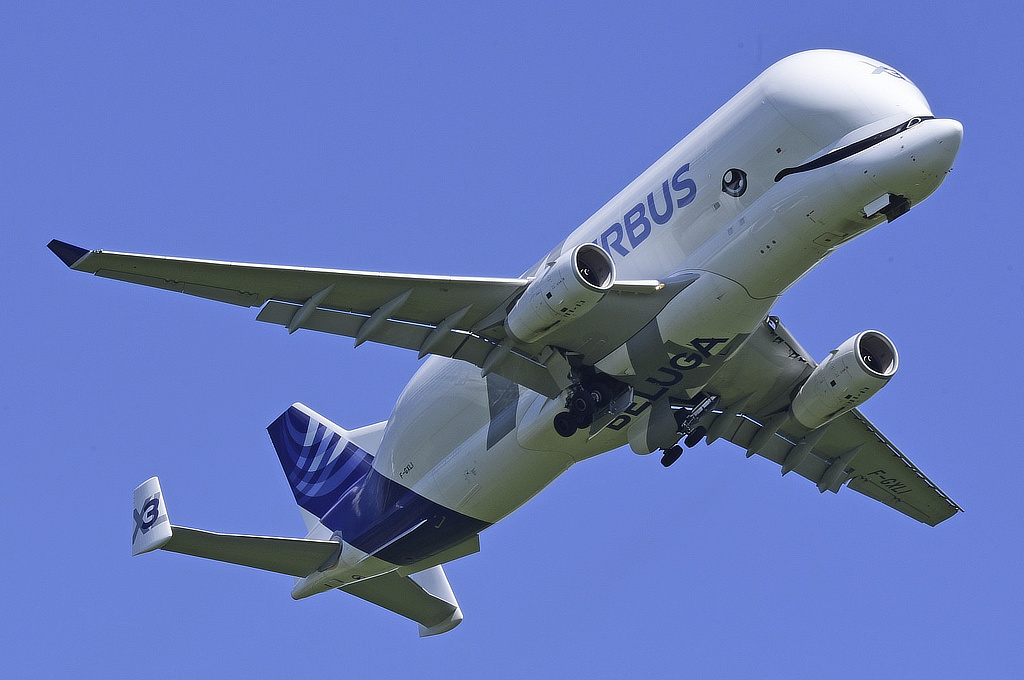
[47,240,90,268]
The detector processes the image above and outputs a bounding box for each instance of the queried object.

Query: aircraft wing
[698,317,961,526]
[47,239,529,327]
[49,240,675,398]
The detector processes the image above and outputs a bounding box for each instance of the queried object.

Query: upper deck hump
[757,49,934,148]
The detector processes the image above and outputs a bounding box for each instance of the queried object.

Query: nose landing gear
[660,445,683,467]
[683,425,707,448]
[658,395,719,467]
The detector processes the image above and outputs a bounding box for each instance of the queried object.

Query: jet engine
[505,243,615,344]
[790,330,899,430]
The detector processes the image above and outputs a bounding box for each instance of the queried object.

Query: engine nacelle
[790,330,899,430]
[506,243,615,344]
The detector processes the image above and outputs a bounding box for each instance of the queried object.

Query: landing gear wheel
[589,382,613,409]
[553,412,577,438]
[684,426,707,448]
[660,445,683,467]
[568,389,595,416]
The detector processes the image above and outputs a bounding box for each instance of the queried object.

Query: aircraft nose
[870,117,963,203]
[905,118,962,176]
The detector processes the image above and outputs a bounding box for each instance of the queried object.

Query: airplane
[50,49,962,636]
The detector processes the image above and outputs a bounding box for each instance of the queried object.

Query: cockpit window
[774,116,935,183]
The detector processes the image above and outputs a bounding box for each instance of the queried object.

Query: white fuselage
[309,50,961,570]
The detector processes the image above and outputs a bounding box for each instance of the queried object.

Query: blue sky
[3,3,1021,678]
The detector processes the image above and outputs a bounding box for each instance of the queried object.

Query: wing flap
[257,301,563,397]
[712,409,959,525]
[710,414,831,486]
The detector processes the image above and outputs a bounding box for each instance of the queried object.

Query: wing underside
[692,317,960,525]
[48,240,674,398]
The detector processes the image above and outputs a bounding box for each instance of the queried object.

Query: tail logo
[268,405,373,518]
[133,492,166,543]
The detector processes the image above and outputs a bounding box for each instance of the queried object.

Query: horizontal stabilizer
[343,565,464,637]
[132,477,340,577]
[161,528,341,578]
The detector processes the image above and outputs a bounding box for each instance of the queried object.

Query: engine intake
[506,244,615,344]
[790,330,899,430]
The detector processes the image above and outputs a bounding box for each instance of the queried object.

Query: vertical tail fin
[267,403,381,527]
[132,477,172,555]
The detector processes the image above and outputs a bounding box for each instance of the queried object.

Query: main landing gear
[553,375,616,437]
[683,426,707,448]
[660,445,683,467]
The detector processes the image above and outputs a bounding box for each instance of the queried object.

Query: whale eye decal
[722,168,747,197]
